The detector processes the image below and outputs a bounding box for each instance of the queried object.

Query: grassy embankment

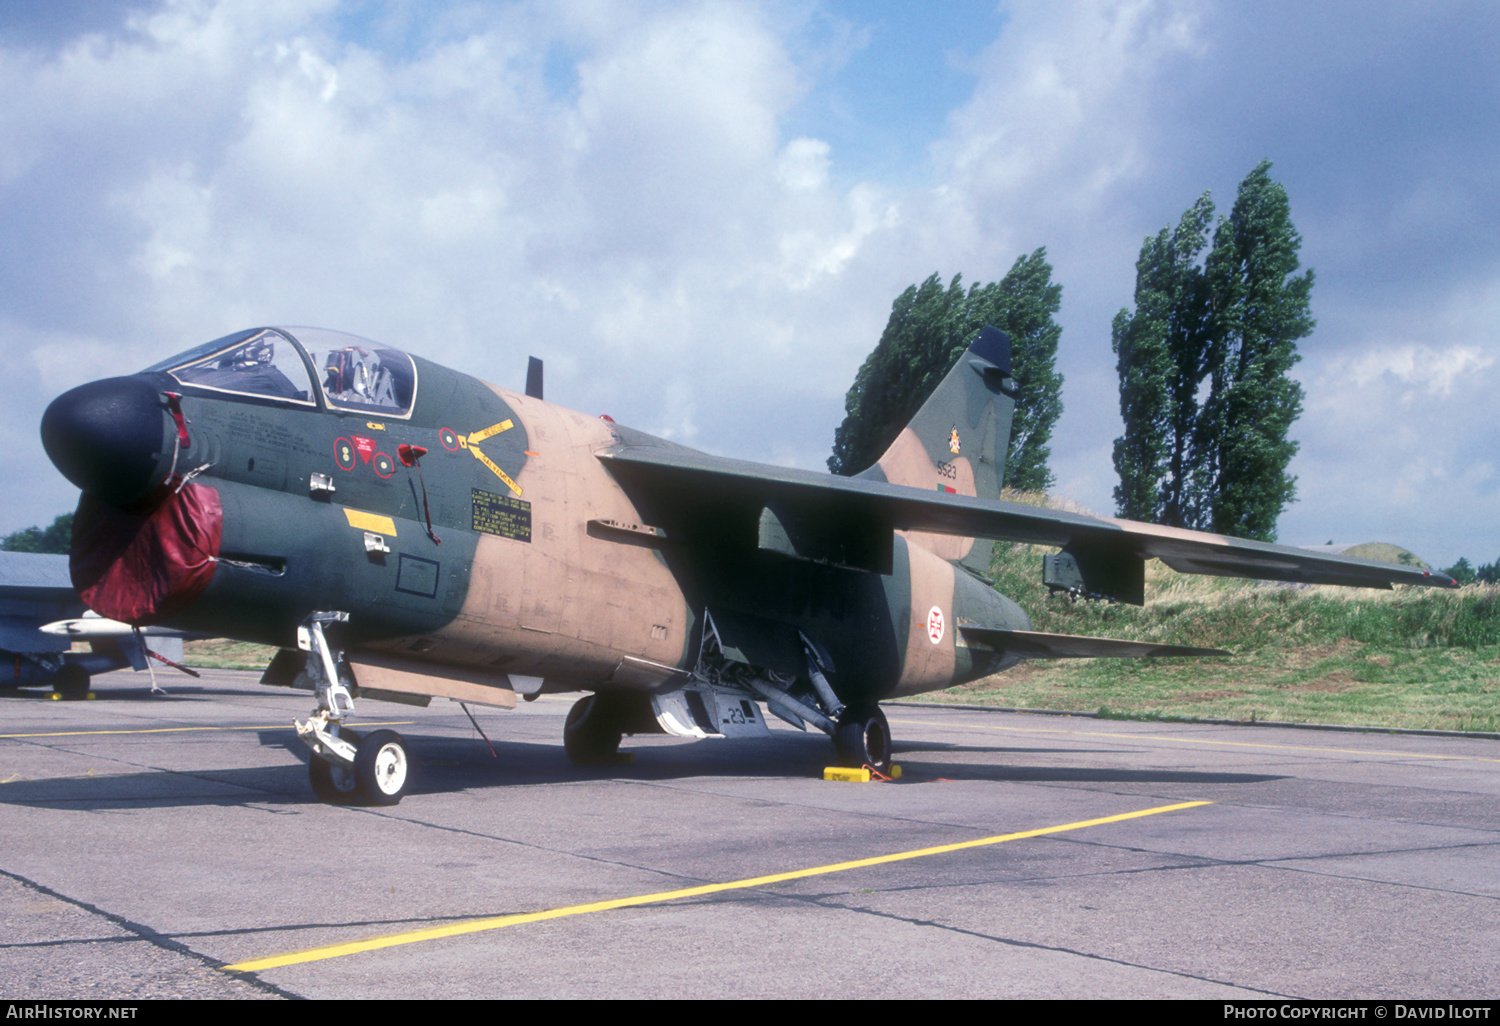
[939,491,1500,732]
[183,638,278,670]
[184,490,1500,732]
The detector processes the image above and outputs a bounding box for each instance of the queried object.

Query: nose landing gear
[294,612,412,806]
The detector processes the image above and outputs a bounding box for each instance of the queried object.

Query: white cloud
[1334,344,1495,401]
[0,0,913,534]
[776,136,830,192]
[2,0,1497,573]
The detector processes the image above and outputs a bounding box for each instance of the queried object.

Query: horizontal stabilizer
[959,626,1227,660]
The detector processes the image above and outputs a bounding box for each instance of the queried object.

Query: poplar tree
[1197,162,1315,540]
[1111,194,1214,525]
[829,249,1064,491]
[1112,162,1314,542]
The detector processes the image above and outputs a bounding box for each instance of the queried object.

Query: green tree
[1112,194,1214,525]
[1197,161,1314,540]
[829,249,1064,490]
[1443,557,1477,586]
[1112,161,1314,541]
[2,513,73,554]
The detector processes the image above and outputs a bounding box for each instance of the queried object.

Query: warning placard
[471,488,531,542]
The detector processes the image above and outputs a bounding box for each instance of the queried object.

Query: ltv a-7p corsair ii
[40,325,1453,804]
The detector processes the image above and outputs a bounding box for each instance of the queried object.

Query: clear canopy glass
[290,327,417,417]
[147,327,417,417]
[158,328,316,405]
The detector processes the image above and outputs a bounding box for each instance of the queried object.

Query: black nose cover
[41,376,174,507]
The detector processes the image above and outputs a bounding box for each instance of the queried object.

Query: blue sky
[2,0,1497,570]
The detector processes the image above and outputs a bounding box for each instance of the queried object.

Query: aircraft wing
[597,439,1456,597]
[0,552,85,654]
[0,551,77,600]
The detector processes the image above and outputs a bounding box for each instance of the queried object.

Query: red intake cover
[71,481,222,625]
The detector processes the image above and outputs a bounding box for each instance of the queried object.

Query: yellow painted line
[223,799,1209,973]
[342,508,398,535]
[889,717,1500,765]
[0,721,413,740]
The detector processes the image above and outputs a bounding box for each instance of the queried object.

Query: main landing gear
[52,664,90,701]
[561,617,897,777]
[563,692,661,766]
[834,705,892,775]
[294,612,411,806]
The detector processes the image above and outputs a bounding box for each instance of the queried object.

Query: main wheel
[354,729,410,806]
[53,665,90,700]
[834,705,892,773]
[564,695,625,765]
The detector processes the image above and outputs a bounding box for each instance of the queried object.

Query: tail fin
[855,326,1017,575]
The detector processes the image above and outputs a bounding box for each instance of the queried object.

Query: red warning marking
[373,453,395,479]
[438,427,460,452]
[927,606,945,645]
[352,435,376,465]
[334,437,356,472]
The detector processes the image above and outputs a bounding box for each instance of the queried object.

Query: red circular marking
[439,427,460,451]
[373,453,395,479]
[334,437,356,471]
[927,606,945,645]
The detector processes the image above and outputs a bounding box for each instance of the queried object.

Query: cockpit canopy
[144,327,418,418]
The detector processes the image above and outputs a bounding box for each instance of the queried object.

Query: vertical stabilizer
[525,357,544,400]
[855,326,1017,574]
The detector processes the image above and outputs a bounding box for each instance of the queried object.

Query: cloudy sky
[3,0,1496,568]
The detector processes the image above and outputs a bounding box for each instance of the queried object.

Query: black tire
[309,755,360,804]
[308,727,362,804]
[834,705,892,773]
[53,665,90,701]
[354,729,410,806]
[564,695,625,766]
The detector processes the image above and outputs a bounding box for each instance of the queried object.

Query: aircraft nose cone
[41,376,174,506]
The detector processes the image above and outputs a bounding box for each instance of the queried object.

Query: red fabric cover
[71,481,222,625]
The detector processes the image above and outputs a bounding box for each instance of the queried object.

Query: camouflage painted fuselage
[51,339,1021,708]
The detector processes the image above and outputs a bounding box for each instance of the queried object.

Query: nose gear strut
[294,611,411,806]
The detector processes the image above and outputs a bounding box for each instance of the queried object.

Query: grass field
[942,492,1500,732]
[182,492,1500,733]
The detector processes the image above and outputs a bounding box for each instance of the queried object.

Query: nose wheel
[307,728,411,806]
[308,729,360,804]
[355,729,410,805]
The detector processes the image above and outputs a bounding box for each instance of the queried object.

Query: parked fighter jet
[39,326,1454,804]
[0,551,192,697]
